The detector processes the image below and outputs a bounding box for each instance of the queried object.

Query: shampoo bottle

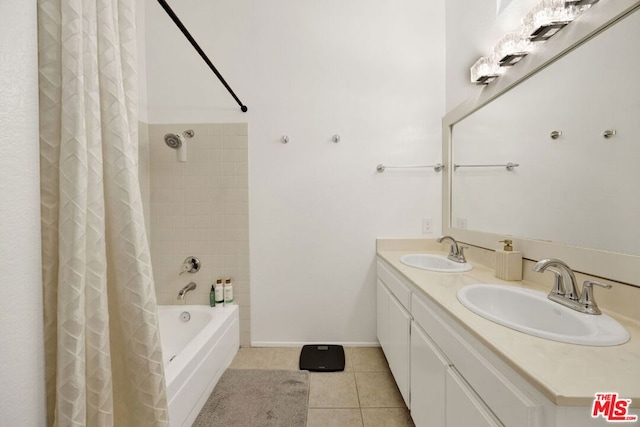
[495,239,523,281]
[224,278,234,306]
[214,279,224,306]
[209,284,216,307]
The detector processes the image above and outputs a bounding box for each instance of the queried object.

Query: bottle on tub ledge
[224,278,234,306]
[209,284,216,307]
[214,278,224,307]
[495,239,523,281]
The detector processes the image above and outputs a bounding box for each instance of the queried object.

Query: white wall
[0,1,46,425]
[144,0,445,344]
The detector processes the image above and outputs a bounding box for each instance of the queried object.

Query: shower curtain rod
[156,0,248,112]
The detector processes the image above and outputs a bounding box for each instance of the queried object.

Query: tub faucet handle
[180,256,201,275]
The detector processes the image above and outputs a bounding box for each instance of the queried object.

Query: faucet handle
[578,280,612,315]
[179,262,191,275]
[544,266,565,297]
[458,245,468,261]
[179,256,201,275]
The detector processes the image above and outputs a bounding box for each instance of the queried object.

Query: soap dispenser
[495,239,522,281]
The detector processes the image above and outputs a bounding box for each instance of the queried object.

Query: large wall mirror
[443,0,640,286]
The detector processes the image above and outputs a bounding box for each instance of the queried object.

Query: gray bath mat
[192,369,309,427]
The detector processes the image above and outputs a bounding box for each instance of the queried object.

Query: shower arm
[155,0,248,113]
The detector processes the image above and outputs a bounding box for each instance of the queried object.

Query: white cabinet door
[446,367,503,427]
[377,279,390,351]
[411,322,449,427]
[388,294,411,408]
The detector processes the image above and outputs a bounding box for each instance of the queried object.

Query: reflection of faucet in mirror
[533,258,611,315]
[437,235,467,264]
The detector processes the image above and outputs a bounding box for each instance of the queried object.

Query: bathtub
[158,305,239,427]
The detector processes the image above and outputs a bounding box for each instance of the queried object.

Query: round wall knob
[180,256,200,274]
[280,135,290,144]
[603,129,616,139]
[550,130,562,139]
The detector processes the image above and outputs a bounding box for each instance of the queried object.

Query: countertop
[377,249,640,408]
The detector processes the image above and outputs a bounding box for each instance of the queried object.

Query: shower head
[164,133,183,149]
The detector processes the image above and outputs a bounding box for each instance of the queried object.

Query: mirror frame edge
[442,0,640,287]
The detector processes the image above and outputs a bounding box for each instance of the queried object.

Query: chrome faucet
[437,235,467,263]
[533,258,580,301]
[177,282,197,300]
[533,258,611,315]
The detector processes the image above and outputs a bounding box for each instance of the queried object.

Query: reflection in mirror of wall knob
[602,129,616,139]
[179,256,201,274]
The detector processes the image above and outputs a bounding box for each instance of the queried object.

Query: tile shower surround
[146,123,250,346]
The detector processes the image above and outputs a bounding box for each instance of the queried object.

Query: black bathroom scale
[299,344,345,372]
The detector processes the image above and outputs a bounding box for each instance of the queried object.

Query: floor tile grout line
[354,369,365,427]
[305,368,310,427]
[229,346,410,426]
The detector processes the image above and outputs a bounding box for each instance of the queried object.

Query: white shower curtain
[38,0,168,425]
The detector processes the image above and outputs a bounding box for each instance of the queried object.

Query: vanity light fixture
[470,0,596,85]
[470,56,503,85]
[523,0,591,42]
[564,0,600,6]
[494,32,535,67]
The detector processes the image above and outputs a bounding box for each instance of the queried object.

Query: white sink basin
[457,284,629,346]
[400,254,472,273]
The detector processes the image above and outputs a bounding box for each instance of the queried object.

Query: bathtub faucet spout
[177,282,197,300]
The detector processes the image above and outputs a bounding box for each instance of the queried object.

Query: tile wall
[146,122,250,346]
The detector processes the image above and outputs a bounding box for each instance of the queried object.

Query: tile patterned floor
[228,346,415,427]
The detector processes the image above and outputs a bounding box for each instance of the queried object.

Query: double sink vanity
[402,248,629,347]
[376,239,640,427]
[379,3,640,425]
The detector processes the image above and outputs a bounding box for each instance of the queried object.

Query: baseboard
[250,341,381,348]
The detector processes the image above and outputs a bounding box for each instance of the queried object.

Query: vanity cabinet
[411,290,541,427]
[410,321,447,427]
[410,318,503,427]
[377,258,544,427]
[376,277,411,407]
[446,367,503,427]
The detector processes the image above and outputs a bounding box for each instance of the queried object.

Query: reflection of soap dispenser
[495,239,522,281]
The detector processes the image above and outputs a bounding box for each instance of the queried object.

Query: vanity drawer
[412,293,542,427]
[377,259,412,310]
